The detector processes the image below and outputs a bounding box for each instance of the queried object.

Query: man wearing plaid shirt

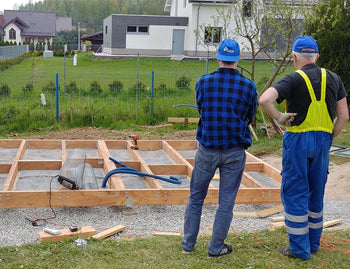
[182,39,257,258]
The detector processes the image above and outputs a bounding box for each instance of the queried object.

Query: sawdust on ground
[9,126,350,202]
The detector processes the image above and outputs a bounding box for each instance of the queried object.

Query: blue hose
[173,104,198,108]
[102,157,182,188]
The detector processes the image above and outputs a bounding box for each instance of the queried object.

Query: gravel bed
[1,198,349,247]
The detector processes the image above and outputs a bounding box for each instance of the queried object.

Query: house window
[243,0,253,17]
[9,28,16,40]
[204,27,222,44]
[105,26,108,34]
[127,25,149,33]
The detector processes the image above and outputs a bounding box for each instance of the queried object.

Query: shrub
[155,83,167,91]
[0,82,11,96]
[65,81,79,94]
[42,81,57,94]
[176,75,191,90]
[131,81,146,92]
[108,80,123,92]
[22,82,34,94]
[90,80,103,93]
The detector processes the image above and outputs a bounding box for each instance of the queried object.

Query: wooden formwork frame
[0,139,282,208]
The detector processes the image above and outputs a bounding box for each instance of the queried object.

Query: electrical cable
[25,175,58,226]
[102,157,182,188]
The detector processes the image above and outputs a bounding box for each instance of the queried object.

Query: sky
[1,0,42,13]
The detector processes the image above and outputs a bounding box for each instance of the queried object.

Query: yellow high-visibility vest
[286,68,333,134]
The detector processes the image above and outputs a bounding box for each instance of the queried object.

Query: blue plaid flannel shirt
[196,67,257,149]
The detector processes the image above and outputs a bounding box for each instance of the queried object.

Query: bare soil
[9,127,350,202]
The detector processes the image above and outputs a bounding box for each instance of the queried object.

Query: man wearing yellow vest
[259,36,349,260]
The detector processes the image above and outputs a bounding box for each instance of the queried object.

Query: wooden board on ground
[153,231,182,237]
[256,205,283,218]
[38,226,97,242]
[269,219,342,231]
[92,225,126,240]
[0,139,282,208]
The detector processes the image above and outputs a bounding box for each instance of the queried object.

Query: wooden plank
[127,141,163,189]
[233,211,259,218]
[244,162,264,172]
[3,140,26,191]
[97,140,125,190]
[262,163,282,183]
[241,172,265,188]
[0,164,11,174]
[246,152,262,162]
[270,216,285,222]
[153,231,182,237]
[148,164,187,175]
[324,224,350,231]
[66,140,97,148]
[166,140,198,150]
[161,141,193,178]
[270,219,342,231]
[0,188,281,208]
[92,225,126,240]
[0,140,22,148]
[38,226,97,242]
[270,222,285,230]
[18,160,61,170]
[136,140,161,151]
[168,117,199,123]
[26,140,61,149]
[256,205,283,218]
[323,219,342,229]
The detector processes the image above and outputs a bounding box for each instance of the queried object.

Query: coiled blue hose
[102,157,182,188]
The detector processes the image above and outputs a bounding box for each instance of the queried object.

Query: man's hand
[277,113,297,126]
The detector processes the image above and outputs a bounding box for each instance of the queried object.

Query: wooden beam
[148,164,188,175]
[3,140,26,191]
[256,205,283,218]
[168,117,199,123]
[241,172,265,188]
[0,188,281,208]
[26,140,61,149]
[161,141,193,178]
[97,140,125,190]
[92,225,126,240]
[38,226,97,242]
[18,160,61,170]
[127,141,163,189]
[262,163,282,183]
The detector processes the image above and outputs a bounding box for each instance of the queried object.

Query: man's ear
[315,53,320,63]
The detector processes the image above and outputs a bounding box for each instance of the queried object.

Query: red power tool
[129,135,140,150]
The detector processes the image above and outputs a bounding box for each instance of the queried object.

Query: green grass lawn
[0,228,349,268]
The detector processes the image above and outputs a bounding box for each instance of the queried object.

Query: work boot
[208,244,233,258]
[278,246,307,260]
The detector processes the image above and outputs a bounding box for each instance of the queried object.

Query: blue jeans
[182,144,246,255]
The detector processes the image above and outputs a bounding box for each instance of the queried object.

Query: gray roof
[3,10,56,37]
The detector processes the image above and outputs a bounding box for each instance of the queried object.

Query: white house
[102,0,323,58]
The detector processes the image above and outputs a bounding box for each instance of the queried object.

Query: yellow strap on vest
[286,68,333,134]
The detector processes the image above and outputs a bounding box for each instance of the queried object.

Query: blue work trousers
[182,144,246,255]
[281,131,332,260]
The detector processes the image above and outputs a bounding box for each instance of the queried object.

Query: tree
[197,0,315,134]
[201,0,312,86]
[305,0,350,106]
